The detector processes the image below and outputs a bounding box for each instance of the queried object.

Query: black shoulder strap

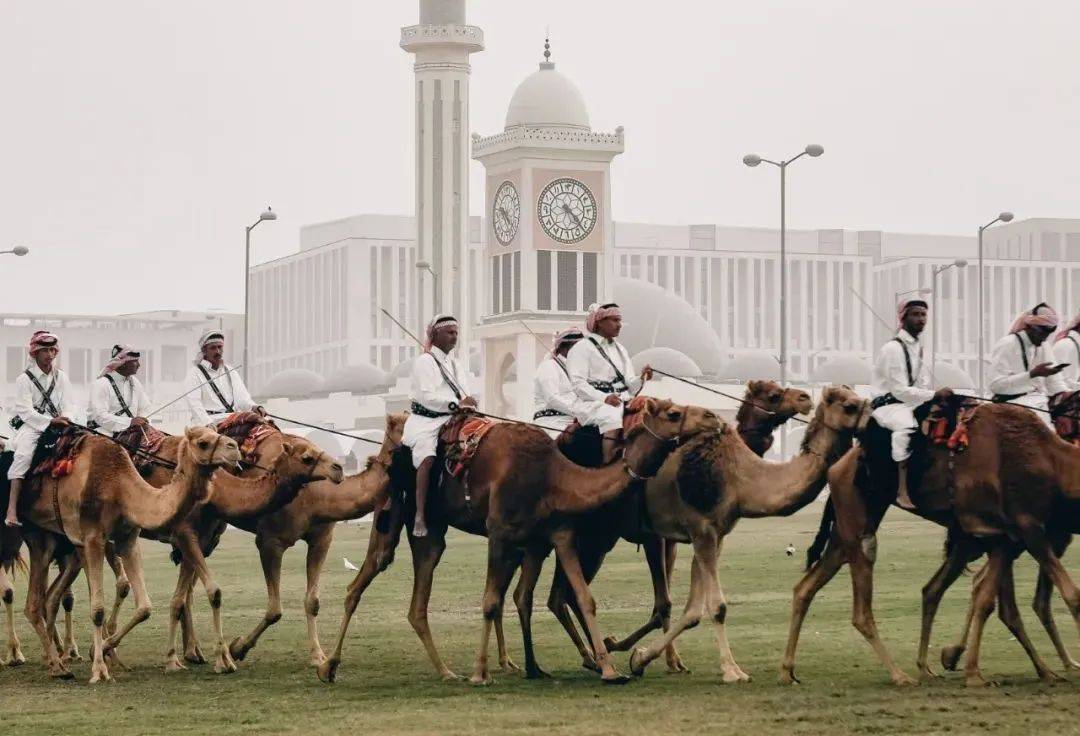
[197,364,235,412]
[554,356,571,380]
[24,368,59,417]
[1014,333,1030,373]
[104,374,134,418]
[892,338,914,387]
[426,353,463,400]
[587,337,629,389]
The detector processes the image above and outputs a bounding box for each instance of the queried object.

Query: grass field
[3,506,1079,736]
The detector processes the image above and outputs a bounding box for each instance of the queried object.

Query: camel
[317,399,720,684]
[537,380,813,678]
[4,426,239,682]
[226,413,405,667]
[779,398,1080,686]
[1,537,25,666]
[625,386,870,682]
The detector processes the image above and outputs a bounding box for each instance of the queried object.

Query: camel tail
[805,496,836,571]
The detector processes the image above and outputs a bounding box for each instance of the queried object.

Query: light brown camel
[1,545,25,666]
[780,398,1078,686]
[626,386,870,682]
[534,381,813,678]
[317,399,721,684]
[226,413,405,666]
[6,426,239,682]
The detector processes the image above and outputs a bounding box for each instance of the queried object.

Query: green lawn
[3,507,1078,736]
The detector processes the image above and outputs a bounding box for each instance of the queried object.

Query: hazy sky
[2,1,1077,314]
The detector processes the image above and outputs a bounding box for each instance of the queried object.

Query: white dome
[259,369,325,399]
[392,358,416,379]
[505,62,590,131]
[810,356,872,386]
[718,352,780,382]
[632,347,702,378]
[325,363,392,394]
[931,360,975,390]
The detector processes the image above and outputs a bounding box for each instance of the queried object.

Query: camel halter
[624,409,687,480]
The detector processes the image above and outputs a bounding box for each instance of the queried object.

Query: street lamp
[1,246,29,257]
[744,143,824,458]
[244,207,277,383]
[977,211,1014,395]
[416,260,438,313]
[930,259,969,387]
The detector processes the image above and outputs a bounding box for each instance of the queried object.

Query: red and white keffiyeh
[585,303,621,334]
[27,330,58,355]
[1009,303,1059,334]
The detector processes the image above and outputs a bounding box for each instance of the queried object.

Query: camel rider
[183,330,260,427]
[566,303,653,464]
[5,331,79,528]
[1052,310,1080,391]
[869,299,934,511]
[402,314,477,538]
[533,327,584,439]
[988,303,1067,427]
[87,344,152,435]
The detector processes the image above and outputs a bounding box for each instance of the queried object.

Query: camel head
[624,398,721,479]
[746,380,813,418]
[815,385,871,434]
[183,426,242,469]
[277,436,345,484]
[384,412,407,447]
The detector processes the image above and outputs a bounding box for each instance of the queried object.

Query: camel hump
[675,434,722,513]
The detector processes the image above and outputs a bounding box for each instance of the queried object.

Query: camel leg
[407,531,462,680]
[1033,535,1080,671]
[849,533,917,685]
[700,536,751,683]
[493,603,520,674]
[80,534,112,683]
[181,585,206,664]
[660,538,688,673]
[174,530,235,674]
[469,536,522,686]
[317,516,402,684]
[105,544,130,638]
[1014,517,1080,635]
[23,534,70,678]
[1,565,26,666]
[43,555,81,664]
[165,562,199,672]
[915,536,974,679]
[994,546,1062,683]
[962,545,1006,687]
[550,530,627,684]
[779,542,846,684]
[228,541,284,664]
[940,561,989,671]
[513,543,550,679]
[303,532,332,666]
[546,565,599,672]
[631,546,708,677]
[101,540,152,654]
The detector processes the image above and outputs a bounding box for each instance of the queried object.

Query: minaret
[401,0,483,354]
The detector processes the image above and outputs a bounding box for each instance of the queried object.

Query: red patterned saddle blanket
[441,416,498,480]
[216,411,279,464]
[31,428,86,479]
[921,396,981,454]
[113,424,169,474]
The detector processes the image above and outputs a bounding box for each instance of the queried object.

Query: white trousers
[8,426,43,480]
[573,400,623,435]
[1008,393,1054,428]
[871,403,917,463]
[535,414,573,441]
[402,413,452,469]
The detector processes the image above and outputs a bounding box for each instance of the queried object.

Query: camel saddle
[216,411,279,465]
[30,426,86,479]
[113,423,169,476]
[921,393,981,454]
[557,395,654,467]
[1050,390,1080,445]
[440,413,498,481]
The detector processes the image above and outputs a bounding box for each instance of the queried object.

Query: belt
[207,410,225,415]
[870,394,902,411]
[993,393,1027,403]
[588,379,626,394]
[533,409,567,420]
[410,401,451,419]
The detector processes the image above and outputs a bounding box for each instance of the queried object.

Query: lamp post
[744,144,824,458]
[416,260,439,312]
[977,211,1014,395]
[244,208,277,383]
[0,246,29,257]
[931,259,969,387]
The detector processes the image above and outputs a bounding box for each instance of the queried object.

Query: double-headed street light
[931,259,969,387]
[1,246,29,257]
[977,211,1014,395]
[744,144,824,458]
[244,208,277,383]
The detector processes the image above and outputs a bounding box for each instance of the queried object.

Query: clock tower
[472,41,624,418]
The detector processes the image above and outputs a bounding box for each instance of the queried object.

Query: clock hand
[561,203,583,228]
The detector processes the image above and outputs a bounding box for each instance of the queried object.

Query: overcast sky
[2,0,1077,314]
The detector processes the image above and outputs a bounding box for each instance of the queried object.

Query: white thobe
[1052,333,1080,391]
[88,372,152,434]
[533,357,576,438]
[183,360,255,427]
[402,347,470,468]
[870,330,934,462]
[9,364,80,480]
[988,331,1067,427]
[565,332,641,435]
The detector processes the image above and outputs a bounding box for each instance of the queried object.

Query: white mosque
[248,0,1080,441]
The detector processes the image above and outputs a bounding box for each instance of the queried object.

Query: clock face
[492,181,520,246]
[537,177,597,245]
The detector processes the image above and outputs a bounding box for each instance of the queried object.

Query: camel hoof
[918,665,942,680]
[498,657,521,674]
[63,645,82,663]
[940,645,964,671]
[184,648,207,665]
[1063,658,1080,672]
[891,670,918,687]
[228,637,249,662]
[214,651,238,675]
[664,655,691,674]
[468,672,494,686]
[309,652,327,668]
[602,636,623,652]
[316,659,339,684]
[164,653,187,673]
[5,647,27,667]
[440,670,466,682]
[525,666,551,680]
[722,668,752,684]
[1040,670,1066,684]
[601,671,631,685]
[629,648,648,677]
[778,670,800,685]
[580,656,601,674]
[965,673,997,688]
[89,664,112,684]
[49,663,75,679]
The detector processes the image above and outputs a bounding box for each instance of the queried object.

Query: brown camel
[1,541,25,666]
[317,399,720,684]
[6,426,239,682]
[780,399,1078,687]
[536,381,813,678]
[226,413,405,667]
[625,386,870,682]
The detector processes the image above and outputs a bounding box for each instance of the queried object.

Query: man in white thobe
[533,328,583,440]
[565,303,652,463]
[88,344,152,435]
[5,331,79,527]
[988,303,1067,427]
[402,314,476,537]
[869,299,935,510]
[1052,311,1080,392]
[183,330,258,427]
